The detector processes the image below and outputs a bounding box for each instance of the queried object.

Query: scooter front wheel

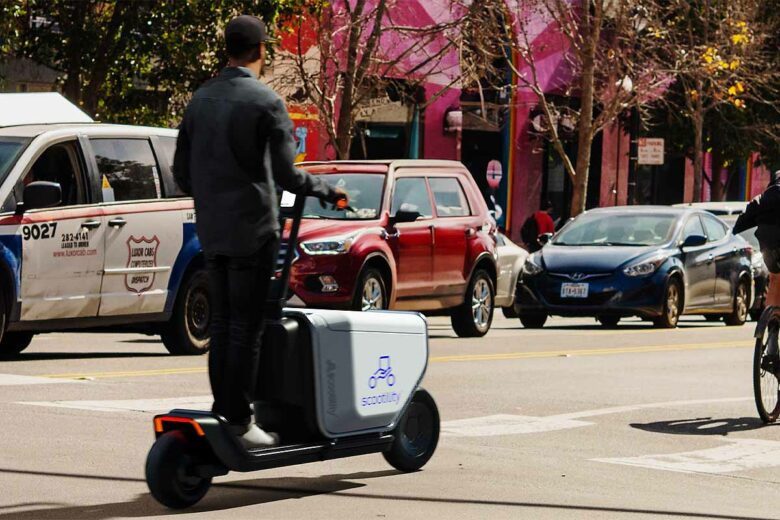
[146,430,212,509]
[383,388,440,472]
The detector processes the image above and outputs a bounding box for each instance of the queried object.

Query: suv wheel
[161,269,211,355]
[451,270,494,337]
[353,268,387,311]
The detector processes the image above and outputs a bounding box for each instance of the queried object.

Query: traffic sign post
[486,159,503,190]
[637,138,664,165]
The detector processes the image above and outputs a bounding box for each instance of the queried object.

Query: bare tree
[467,0,664,216]
[270,0,468,160]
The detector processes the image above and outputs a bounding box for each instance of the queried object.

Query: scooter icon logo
[368,355,396,389]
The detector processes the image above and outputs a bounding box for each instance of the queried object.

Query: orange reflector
[154,416,205,436]
[336,198,348,209]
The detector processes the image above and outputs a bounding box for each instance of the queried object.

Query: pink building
[281,1,769,244]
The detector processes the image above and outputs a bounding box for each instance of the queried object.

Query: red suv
[288,160,498,337]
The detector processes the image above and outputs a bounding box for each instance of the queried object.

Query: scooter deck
[156,409,394,475]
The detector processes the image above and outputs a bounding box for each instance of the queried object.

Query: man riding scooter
[173,15,345,448]
[733,170,780,359]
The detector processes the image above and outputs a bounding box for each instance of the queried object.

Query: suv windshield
[0,137,31,182]
[553,213,677,246]
[303,173,385,220]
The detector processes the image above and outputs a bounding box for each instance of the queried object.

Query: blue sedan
[515,206,753,328]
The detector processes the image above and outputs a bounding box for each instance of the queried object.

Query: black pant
[206,237,278,425]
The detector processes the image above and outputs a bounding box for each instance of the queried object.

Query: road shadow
[631,416,775,437]
[0,469,394,519]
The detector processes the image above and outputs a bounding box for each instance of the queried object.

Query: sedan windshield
[0,137,31,182]
[553,213,677,246]
[303,173,385,220]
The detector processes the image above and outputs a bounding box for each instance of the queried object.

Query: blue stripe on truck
[165,222,201,313]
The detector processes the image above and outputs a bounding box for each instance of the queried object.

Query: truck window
[90,138,161,202]
[2,140,86,212]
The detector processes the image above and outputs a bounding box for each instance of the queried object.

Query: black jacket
[174,66,337,256]
[733,182,780,251]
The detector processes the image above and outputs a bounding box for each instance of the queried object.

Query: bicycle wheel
[753,314,780,423]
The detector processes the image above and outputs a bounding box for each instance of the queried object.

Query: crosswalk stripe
[594,439,780,474]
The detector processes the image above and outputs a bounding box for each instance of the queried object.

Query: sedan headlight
[623,255,668,277]
[522,254,544,276]
[301,236,355,255]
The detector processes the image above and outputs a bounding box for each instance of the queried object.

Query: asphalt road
[0,314,777,520]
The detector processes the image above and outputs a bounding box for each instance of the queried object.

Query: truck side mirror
[389,209,421,226]
[681,234,707,249]
[16,181,62,215]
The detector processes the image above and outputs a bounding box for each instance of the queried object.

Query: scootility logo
[361,355,400,407]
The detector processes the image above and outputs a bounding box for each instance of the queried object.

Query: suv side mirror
[681,234,707,249]
[389,209,421,226]
[17,181,62,214]
[538,232,553,245]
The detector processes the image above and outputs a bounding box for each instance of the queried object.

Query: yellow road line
[43,366,206,379]
[429,340,754,363]
[40,340,755,380]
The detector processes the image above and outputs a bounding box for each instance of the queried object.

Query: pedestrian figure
[173,15,344,447]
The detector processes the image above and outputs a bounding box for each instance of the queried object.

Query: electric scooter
[145,191,440,509]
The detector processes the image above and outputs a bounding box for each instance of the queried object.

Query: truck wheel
[352,268,387,311]
[383,388,439,472]
[146,430,212,509]
[161,269,210,355]
[0,332,35,358]
[451,270,494,337]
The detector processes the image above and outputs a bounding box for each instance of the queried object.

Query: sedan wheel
[724,279,749,326]
[654,279,681,329]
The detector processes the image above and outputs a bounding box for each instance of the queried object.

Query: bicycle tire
[753,312,780,423]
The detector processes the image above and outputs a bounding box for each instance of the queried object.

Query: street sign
[486,159,503,189]
[638,138,665,165]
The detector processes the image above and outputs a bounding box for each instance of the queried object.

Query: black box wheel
[146,430,212,509]
[383,388,440,472]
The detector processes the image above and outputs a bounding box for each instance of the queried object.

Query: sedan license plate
[561,283,589,298]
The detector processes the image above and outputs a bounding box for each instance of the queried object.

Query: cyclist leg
[766,273,780,356]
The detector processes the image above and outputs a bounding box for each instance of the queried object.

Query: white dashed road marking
[21,395,212,413]
[594,439,780,474]
[0,373,83,386]
[441,414,593,437]
[442,397,753,437]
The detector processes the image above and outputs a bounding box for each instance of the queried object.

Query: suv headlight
[522,254,544,276]
[301,235,355,255]
[623,255,668,277]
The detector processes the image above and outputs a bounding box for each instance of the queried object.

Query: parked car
[675,202,766,320]
[515,206,753,328]
[494,232,527,318]
[288,160,498,337]
[0,93,207,356]
[674,201,746,216]
[721,215,767,320]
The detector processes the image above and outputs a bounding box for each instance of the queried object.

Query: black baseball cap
[224,15,274,55]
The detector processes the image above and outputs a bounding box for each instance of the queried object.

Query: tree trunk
[710,145,724,201]
[570,15,598,216]
[692,82,705,202]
